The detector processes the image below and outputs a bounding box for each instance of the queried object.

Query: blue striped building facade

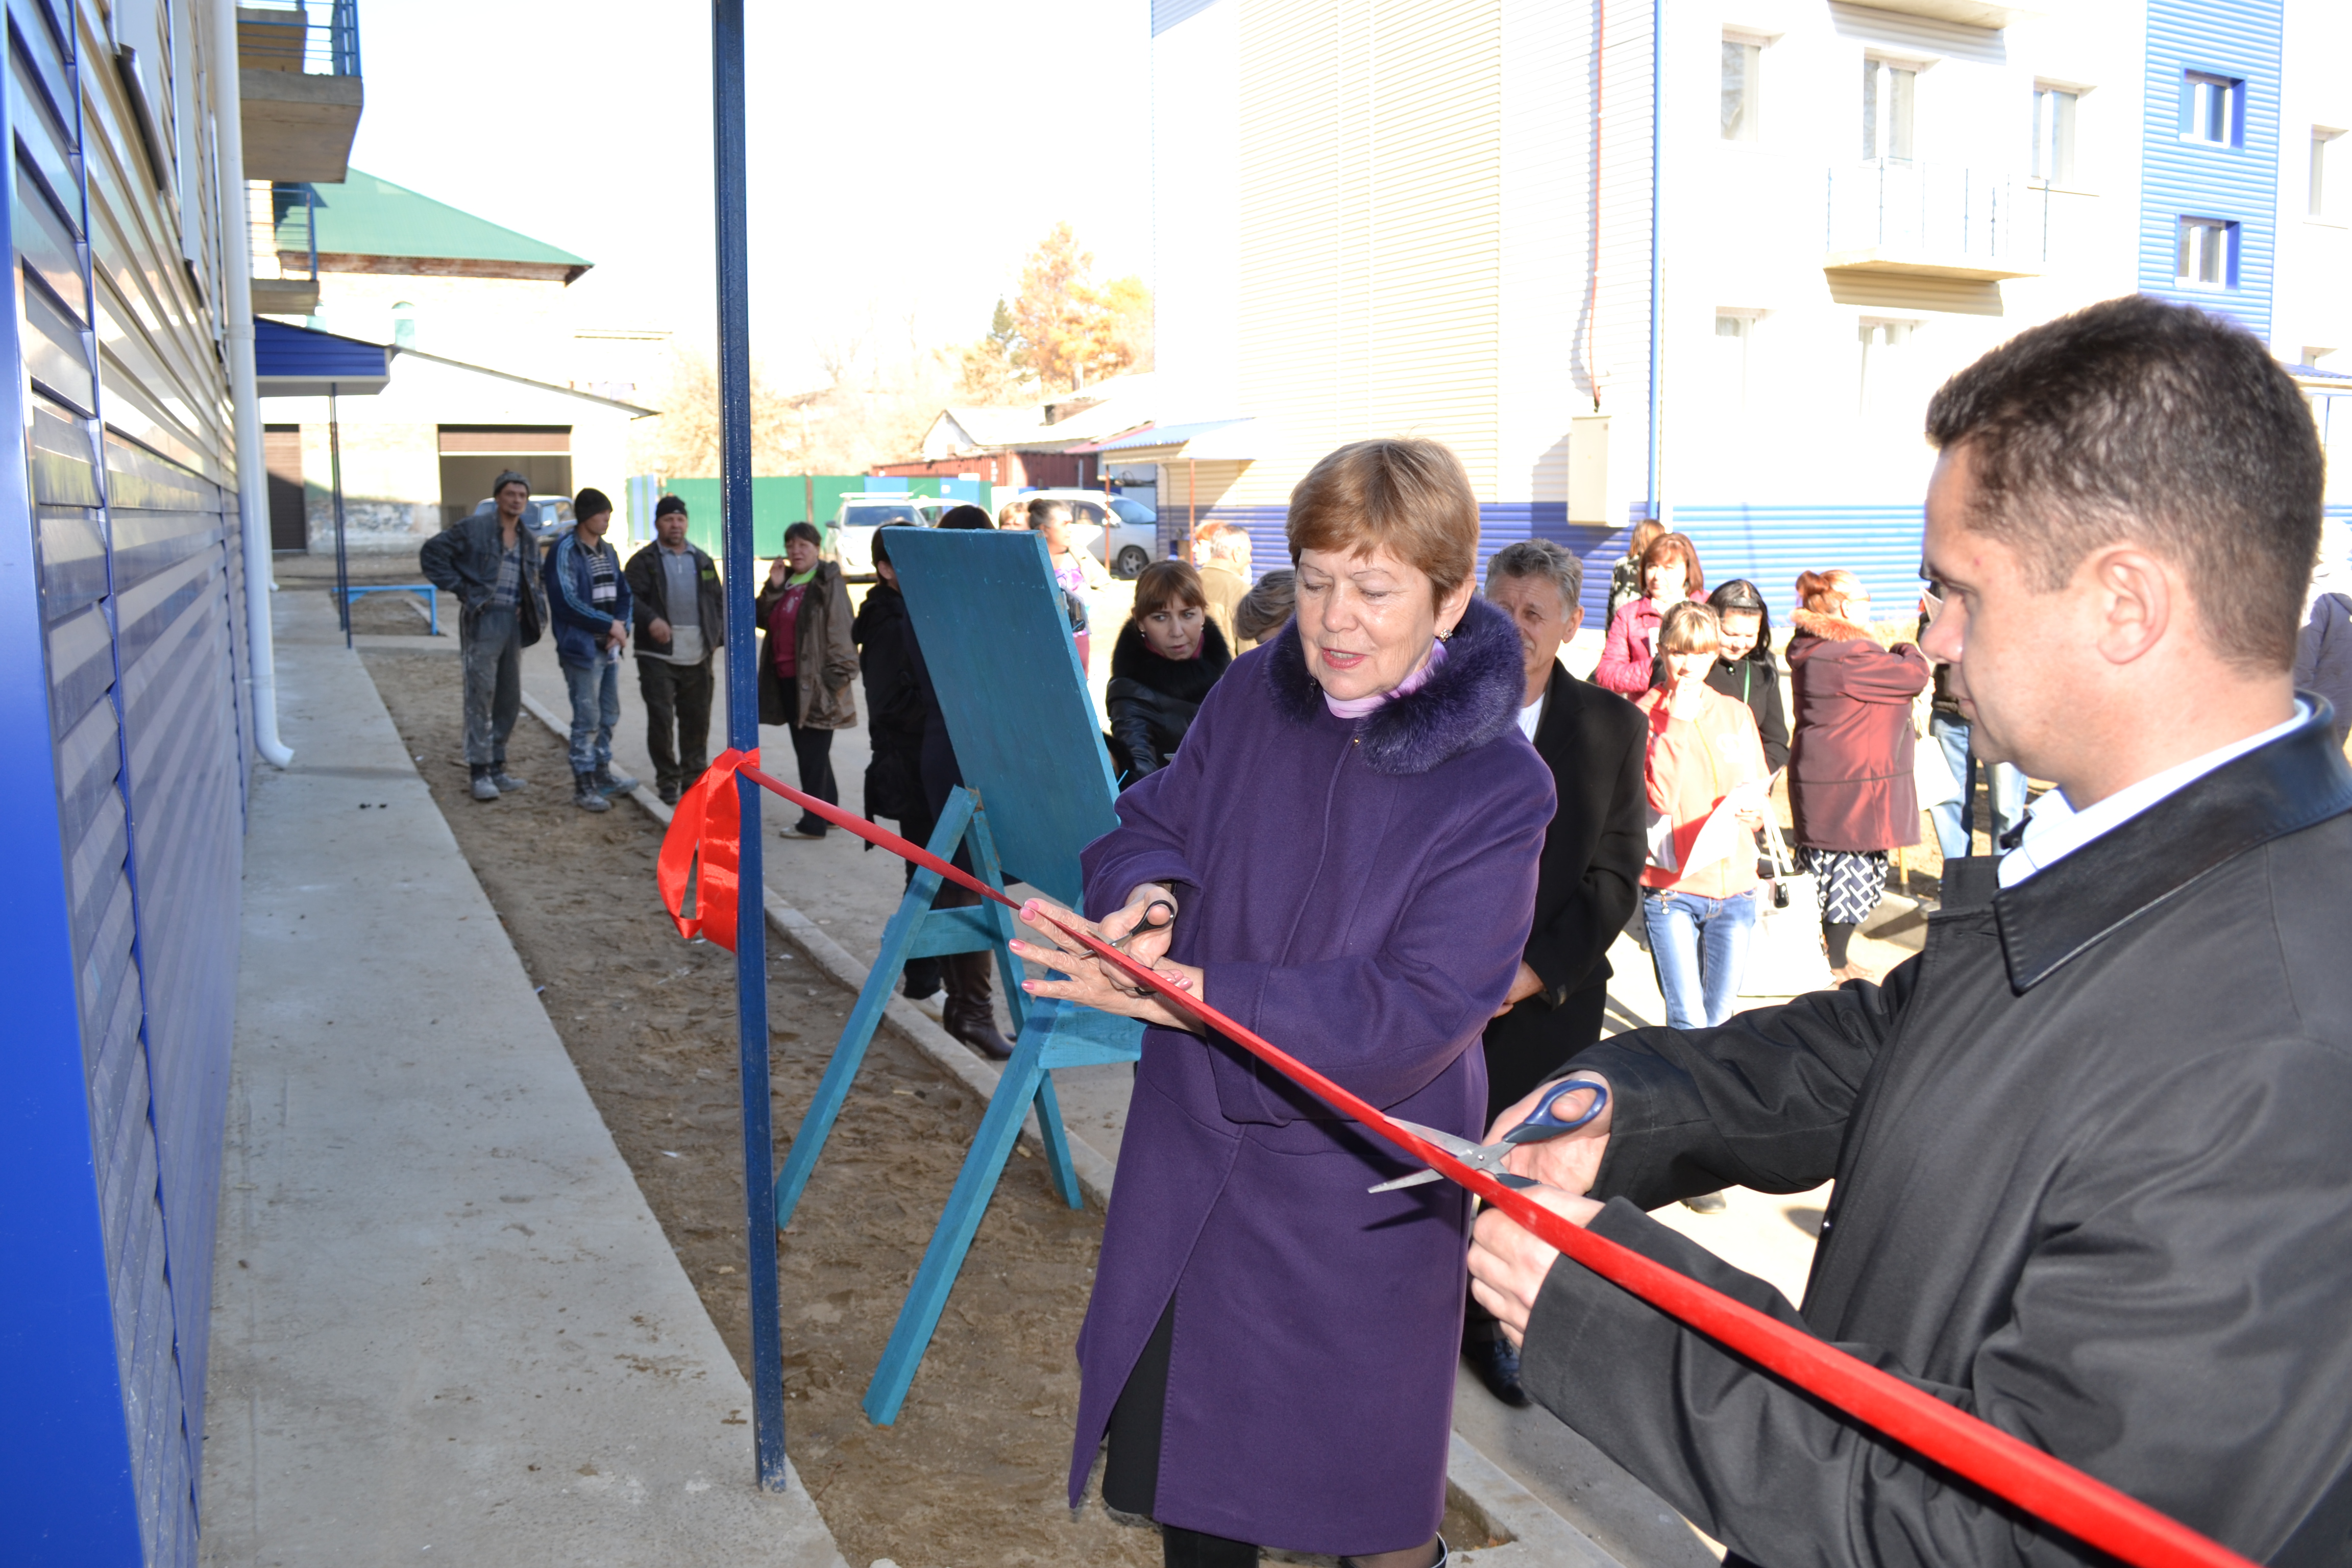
[3,3,251,1564]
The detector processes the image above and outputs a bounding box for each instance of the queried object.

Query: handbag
[1739,817,1835,997]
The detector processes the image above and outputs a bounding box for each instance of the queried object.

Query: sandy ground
[361,646,1494,1568]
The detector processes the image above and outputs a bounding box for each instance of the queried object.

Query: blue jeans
[1927,712,2026,860]
[1641,887,1758,1030]
[562,657,619,775]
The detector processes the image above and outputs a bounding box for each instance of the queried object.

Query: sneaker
[594,765,639,796]
[1463,1337,1533,1408]
[658,784,681,807]
[1682,1190,1729,1214]
[572,772,611,813]
[469,767,500,802]
[779,822,826,840]
[489,770,528,792]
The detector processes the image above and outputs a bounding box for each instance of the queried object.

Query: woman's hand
[1486,1074,1612,1196]
[1010,897,1204,1033]
[766,558,788,588]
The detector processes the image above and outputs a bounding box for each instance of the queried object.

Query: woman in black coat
[1105,559,1232,785]
[1704,579,1789,774]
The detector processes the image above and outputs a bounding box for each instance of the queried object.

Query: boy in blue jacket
[543,488,641,811]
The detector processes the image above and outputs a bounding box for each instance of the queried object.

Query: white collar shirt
[1998,701,2311,889]
[1516,694,1545,744]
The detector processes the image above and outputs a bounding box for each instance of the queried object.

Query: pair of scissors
[1367,1079,1609,1193]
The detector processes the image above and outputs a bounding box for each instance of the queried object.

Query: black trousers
[787,720,838,829]
[1465,978,1609,1343]
[1105,1297,1261,1566]
[638,655,714,792]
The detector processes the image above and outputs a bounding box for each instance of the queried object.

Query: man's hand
[1487,1073,1612,1196]
[648,616,672,643]
[606,619,628,651]
[1494,961,1546,1016]
[1469,1186,1603,1347]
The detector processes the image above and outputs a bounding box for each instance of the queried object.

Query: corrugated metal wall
[2139,0,2283,337]
[1231,0,1503,504]
[8,0,246,1560]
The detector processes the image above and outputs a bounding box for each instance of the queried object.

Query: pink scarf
[1322,638,1448,719]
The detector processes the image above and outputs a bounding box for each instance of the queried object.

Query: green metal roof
[274,169,592,278]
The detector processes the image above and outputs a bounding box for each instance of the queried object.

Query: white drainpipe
[213,0,293,767]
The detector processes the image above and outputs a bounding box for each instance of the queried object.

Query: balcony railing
[1824,160,2047,280]
[236,0,360,78]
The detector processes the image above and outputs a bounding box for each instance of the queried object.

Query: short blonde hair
[1655,600,1722,659]
[1286,438,1479,606]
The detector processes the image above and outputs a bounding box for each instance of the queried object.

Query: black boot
[1463,1334,1532,1408]
[572,771,611,813]
[941,952,1013,1059]
[1162,1524,1259,1566]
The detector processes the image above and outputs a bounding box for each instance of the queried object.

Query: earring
[1436,625,1455,642]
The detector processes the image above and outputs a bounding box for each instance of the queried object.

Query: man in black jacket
[1467,298,2352,1565]
[419,471,549,801]
[1462,539,1646,1405]
[624,495,726,805]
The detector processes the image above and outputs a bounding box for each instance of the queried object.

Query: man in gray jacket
[420,471,549,801]
[1467,297,2352,1566]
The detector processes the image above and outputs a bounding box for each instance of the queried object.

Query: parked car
[832,494,929,581]
[468,493,574,540]
[1019,487,1159,577]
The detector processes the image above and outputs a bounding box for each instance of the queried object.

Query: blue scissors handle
[1501,1079,1608,1145]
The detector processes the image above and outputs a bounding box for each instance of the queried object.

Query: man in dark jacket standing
[420,470,549,801]
[1461,538,1646,1406]
[625,494,725,805]
[1466,298,2352,1566]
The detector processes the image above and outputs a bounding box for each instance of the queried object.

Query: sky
[344,0,1155,389]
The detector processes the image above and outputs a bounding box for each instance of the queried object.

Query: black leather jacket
[1105,619,1231,784]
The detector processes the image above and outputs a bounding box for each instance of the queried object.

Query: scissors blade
[1366,1120,1522,1193]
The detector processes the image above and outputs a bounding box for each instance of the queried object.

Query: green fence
[630,474,997,558]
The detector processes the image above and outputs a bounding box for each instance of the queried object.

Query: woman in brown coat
[1784,568,1929,982]
[757,522,859,839]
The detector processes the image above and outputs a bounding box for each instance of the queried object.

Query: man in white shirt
[1464,295,2352,1566]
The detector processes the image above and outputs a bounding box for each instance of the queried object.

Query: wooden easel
[769,527,1143,1426]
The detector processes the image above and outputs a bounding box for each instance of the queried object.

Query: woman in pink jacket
[1594,531,1707,696]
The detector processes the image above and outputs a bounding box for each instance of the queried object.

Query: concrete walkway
[200,597,845,1567]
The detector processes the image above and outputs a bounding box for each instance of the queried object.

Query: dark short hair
[1131,559,1208,620]
[783,521,823,549]
[1707,578,1775,662]
[871,525,903,568]
[654,494,688,520]
[572,487,612,521]
[1485,538,1584,611]
[1234,569,1296,643]
[937,505,993,530]
[1925,295,2323,670]
[1027,497,1069,527]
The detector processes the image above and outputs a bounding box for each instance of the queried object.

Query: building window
[2183,74,2241,148]
[2175,217,2236,287]
[2032,86,2077,184]
[2315,130,2344,218]
[1864,58,1916,162]
[1722,40,1761,141]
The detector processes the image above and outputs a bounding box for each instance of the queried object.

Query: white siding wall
[2274,1,2352,383]
[1229,0,1504,504]
[1153,2,1243,415]
[1497,0,1590,508]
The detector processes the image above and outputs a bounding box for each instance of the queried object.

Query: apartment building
[1142,0,2349,616]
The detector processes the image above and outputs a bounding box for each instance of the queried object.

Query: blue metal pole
[1646,0,1667,529]
[711,0,787,1491]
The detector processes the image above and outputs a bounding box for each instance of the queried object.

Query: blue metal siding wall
[2139,0,2283,338]
[2,0,245,1561]
[1193,500,1917,630]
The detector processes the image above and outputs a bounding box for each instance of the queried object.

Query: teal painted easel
[770,527,1144,1426]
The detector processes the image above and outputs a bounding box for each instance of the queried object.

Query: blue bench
[332,582,440,635]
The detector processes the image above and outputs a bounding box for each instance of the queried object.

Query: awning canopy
[1083,416,1259,463]
[254,317,392,396]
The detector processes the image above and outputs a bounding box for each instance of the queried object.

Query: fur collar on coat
[1787,607,1880,644]
[1110,617,1233,702]
[1264,593,1525,775]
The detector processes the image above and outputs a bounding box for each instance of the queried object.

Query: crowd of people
[418,297,2352,1568]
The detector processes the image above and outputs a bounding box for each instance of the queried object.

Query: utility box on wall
[1570,414,1614,527]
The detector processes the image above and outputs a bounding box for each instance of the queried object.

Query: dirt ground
[362,648,1161,1568]
[362,649,1497,1568]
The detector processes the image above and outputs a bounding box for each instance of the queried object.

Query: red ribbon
[661,753,2259,1568]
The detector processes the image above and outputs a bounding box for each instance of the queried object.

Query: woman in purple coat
[1011,439,1554,1568]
